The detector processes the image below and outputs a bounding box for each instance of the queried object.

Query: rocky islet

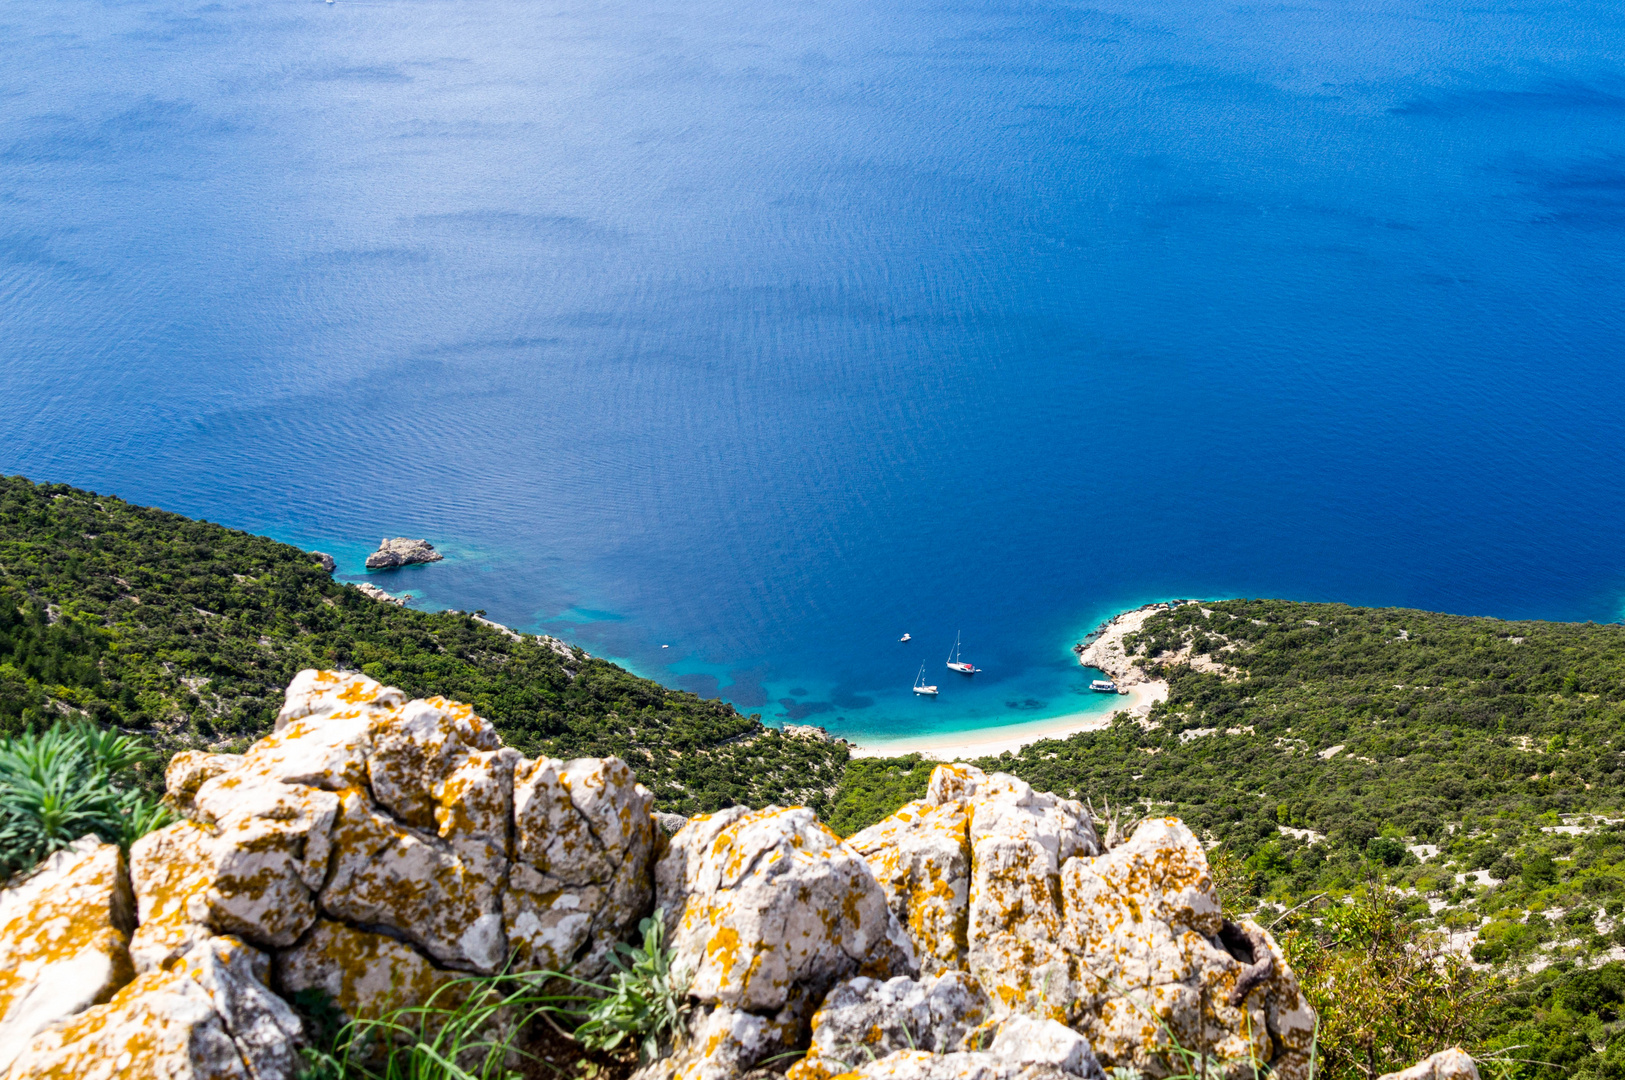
[363,538,444,570]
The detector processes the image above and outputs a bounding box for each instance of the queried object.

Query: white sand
[849,680,1167,760]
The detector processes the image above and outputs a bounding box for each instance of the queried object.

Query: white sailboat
[946,631,979,674]
[913,663,938,696]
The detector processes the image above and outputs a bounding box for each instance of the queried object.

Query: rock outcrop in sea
[364,537,443,569]
[0,669,1352,1080]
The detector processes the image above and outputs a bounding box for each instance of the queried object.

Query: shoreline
[847,604,1173,760]
[848,680,1165,760]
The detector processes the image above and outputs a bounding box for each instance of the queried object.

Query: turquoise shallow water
[3,0,1624,743]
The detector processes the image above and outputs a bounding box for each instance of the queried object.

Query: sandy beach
[848,604,1174,759]
[849,679,1166,759]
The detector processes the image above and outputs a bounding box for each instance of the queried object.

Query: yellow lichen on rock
[659,806,912,1012]
[8,934,301,1080]
[0,838,136,1074]
[847,800,972,975]
[1061,818,1312,1080]
[277,920,455,1021]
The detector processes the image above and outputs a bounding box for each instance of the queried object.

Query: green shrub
[573,910,691,1063]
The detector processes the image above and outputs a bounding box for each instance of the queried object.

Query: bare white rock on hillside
[364,537,443,569]
[1378,1048,1481,1080]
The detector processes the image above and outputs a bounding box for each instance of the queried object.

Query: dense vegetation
[15,474,1625,1078]
[835,600,1625,1080]
[0,476,848,816]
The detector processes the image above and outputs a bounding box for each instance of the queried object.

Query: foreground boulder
[792,764,1313,1080]
[0,672,1317,1080]
[1064,818,1312,1077]
[643,805,916,1078]
[365,537,443,568]
[9,935,301,1080]
[132,668,654,1019]
[0,838,135,1074]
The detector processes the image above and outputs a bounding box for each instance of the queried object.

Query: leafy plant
[299,968,613,1080]
[295,911,689,1080]
[573,910,692,1063]
[1281,887,1496,1080]
[0,721,173,875]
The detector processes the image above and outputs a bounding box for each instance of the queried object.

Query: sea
[3,0,1624,749]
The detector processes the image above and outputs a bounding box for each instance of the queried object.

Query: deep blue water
[4,0,1625,746]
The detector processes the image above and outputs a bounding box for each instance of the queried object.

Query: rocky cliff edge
[0,669,1347,1080]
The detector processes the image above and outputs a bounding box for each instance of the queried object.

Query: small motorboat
[1090,679,1118,693]
[900,633,911,642]
[946,631,979,674]
[913,663,938,696]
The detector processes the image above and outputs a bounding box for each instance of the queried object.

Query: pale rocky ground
[0,671,1474,1080]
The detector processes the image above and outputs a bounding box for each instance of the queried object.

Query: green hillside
[13,473,1625,1078]
[0,475,848,816]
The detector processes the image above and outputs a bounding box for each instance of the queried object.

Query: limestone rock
[833,1049,1077,1079]
[0,838,135,1074]
[365,537,443,569]
[277,920,453,1021]
[8,935,300,1080]
[839,767,1307,1080]
[656,806,915,1014]
[136,668,653,998]
[129,765,339,967]
[321,786,506,972]
[788,972,988,1080]
[356,582,407,605]
[1061,818,1313,1079]
[1378,1048,1480,1080]
[508,755,655,977]
[654,812,690,836]
[962,773,1097,1020]
[968,773,1098,873]
[633,1003,804,1080]
[927,763,988,806]
[848,800,973,975]
[989,1015,1103,1080]
[311,552,336,573]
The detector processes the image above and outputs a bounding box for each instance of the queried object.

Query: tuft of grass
[296,910,690,1080]
[0,722,173,876]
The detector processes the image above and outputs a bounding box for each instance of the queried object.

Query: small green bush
[573,910,691,1063]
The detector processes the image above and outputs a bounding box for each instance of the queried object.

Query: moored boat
[913,663,938,696]
[946,631,978,674]
[1090,678,1118,693]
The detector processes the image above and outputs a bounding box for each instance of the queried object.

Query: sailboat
[946,632,979,674]
[913,663,938,696]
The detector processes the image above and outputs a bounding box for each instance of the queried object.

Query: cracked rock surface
[0,677,1323,1080]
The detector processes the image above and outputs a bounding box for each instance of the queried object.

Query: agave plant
[0,722,173,876]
